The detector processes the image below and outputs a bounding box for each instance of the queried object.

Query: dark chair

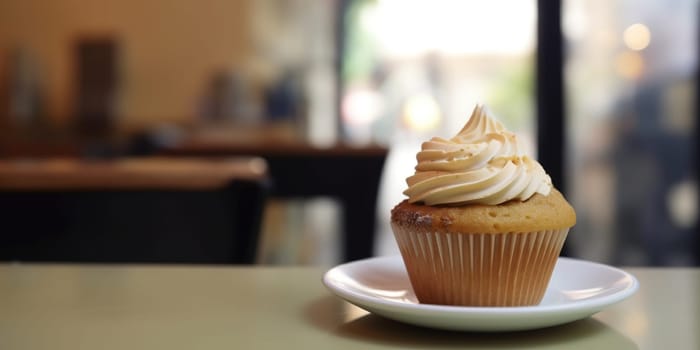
[0,157,268,264]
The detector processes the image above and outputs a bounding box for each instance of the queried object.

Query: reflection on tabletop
[305,296,637,350]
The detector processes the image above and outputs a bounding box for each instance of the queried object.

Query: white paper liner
[391,226,569,306]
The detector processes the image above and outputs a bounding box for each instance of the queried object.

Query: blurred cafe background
[0,0,697,266]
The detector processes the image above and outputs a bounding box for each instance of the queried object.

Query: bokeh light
[341,89,383,126]
[615,51,645,79]
[402,94,442,132]
[623,23,651,51]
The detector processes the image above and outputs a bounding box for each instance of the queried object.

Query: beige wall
[0,0,252,128]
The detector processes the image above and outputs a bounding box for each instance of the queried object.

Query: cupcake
[391,104,576,307]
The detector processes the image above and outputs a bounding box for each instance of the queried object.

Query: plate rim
[322,255,639,317]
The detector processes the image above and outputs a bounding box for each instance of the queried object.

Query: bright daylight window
[340,0,539,255]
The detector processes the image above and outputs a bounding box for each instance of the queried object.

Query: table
[163,130,388,262]
[0,157,269,264]
[0,157,268,190]
[0,264,696,349]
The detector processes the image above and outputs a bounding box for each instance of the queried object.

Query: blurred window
[564,0,697,265]
[343,0,540,256]
[341,0,537,149]
[358,0,699,265]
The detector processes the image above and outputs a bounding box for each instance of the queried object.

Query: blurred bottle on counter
[0,47,46,135]
[264,69,303,121]
[264,68,307,136]
[74,38,119,141]
[198,70,260,125]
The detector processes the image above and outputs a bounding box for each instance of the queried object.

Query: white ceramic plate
[323,256,639,332]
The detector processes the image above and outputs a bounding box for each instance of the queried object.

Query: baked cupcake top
[392,189,575,233]
[404,105,552,206]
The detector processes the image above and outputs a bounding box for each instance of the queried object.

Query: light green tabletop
[0,264,696,349]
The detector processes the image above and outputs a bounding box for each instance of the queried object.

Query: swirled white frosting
[404,105,552,205]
